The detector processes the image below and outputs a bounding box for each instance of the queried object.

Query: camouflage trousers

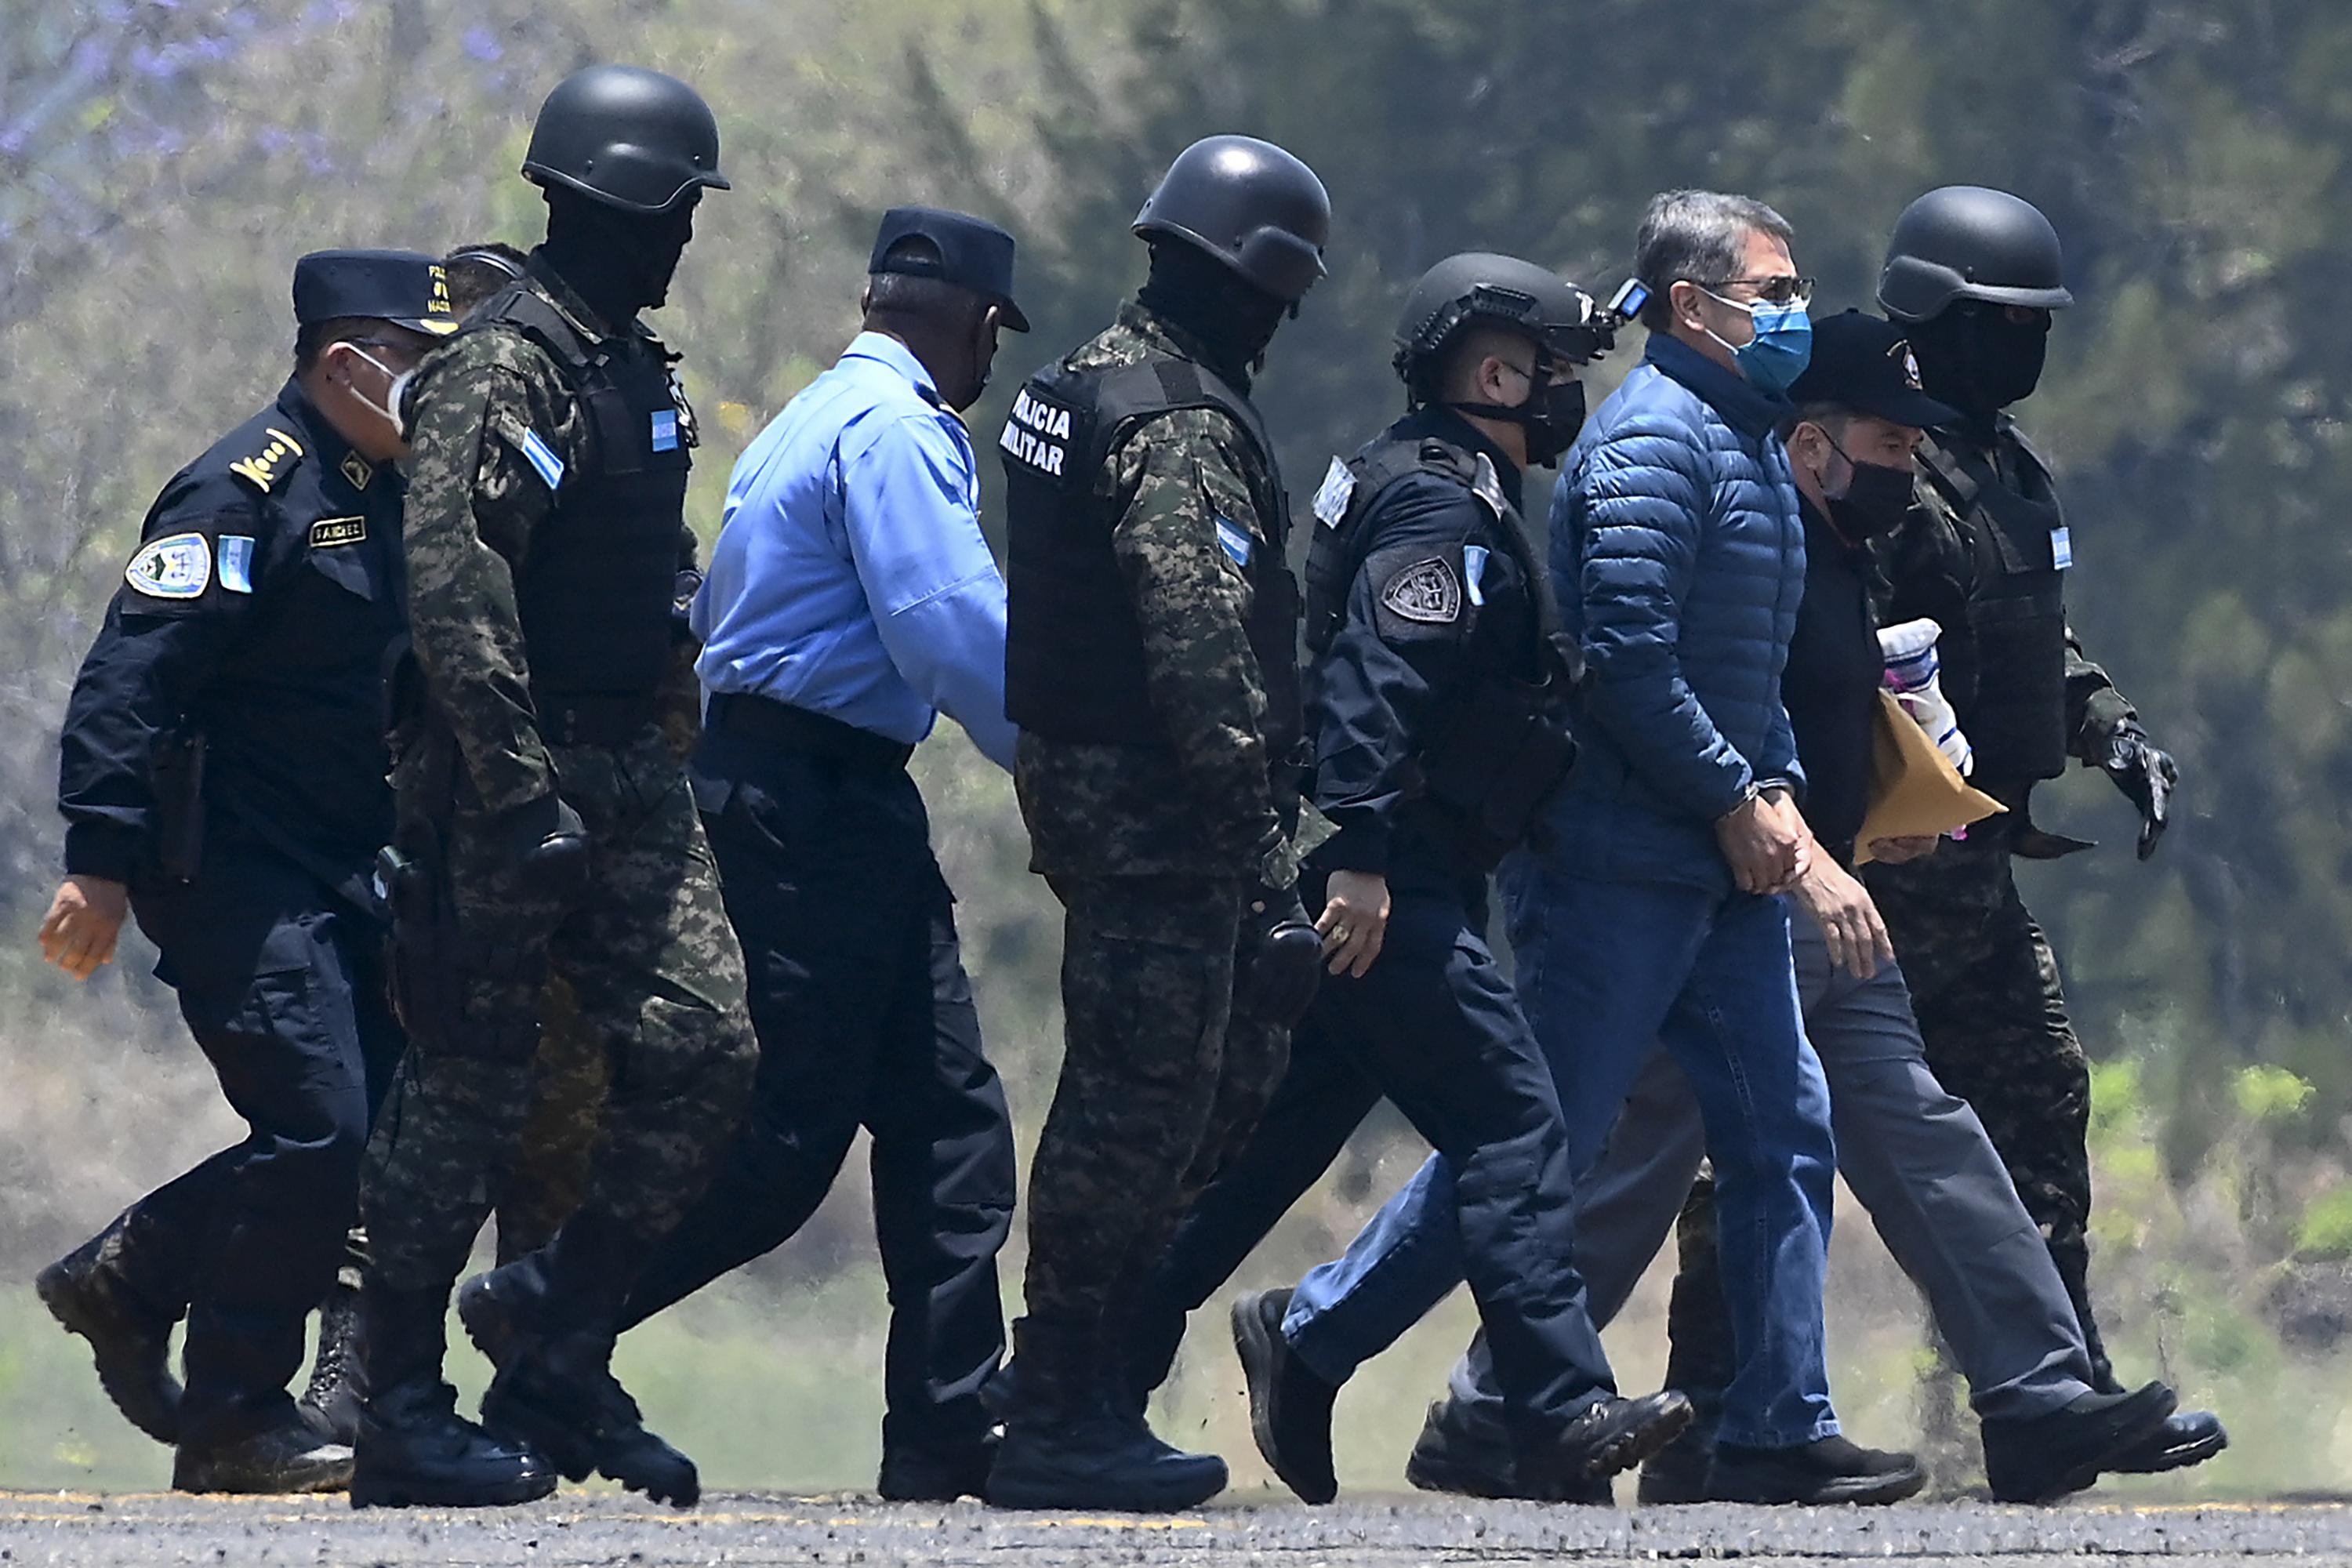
[1021,875,1290,1338]
[1862,815,2107,1380]
[361,725,757,1298]
[493,975,612,1264]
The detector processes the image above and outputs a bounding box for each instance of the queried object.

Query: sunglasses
[1699,274,1817,307]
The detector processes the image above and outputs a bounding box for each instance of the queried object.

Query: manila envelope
[1853,690,2005,864]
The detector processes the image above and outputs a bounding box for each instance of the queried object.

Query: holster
[1413,674,1578,870]
[150,728,207,883]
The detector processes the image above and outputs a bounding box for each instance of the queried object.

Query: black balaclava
[1135,240,1289,391]
[1908,303,2051,432]
[540,185,696,325]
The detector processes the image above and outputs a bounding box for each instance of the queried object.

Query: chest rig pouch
[473,281,691,720]
[1919,426,2067,782]
[1307,434,1580,869]
[1000,354,1302,765]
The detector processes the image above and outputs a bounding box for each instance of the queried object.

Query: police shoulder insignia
[125,532,212,599]
[227,426,307,492]
[1469,453,1509,521]
[1312,456,1356,529]
[1381,557,1462,623]
[1214,515,1256,568]
[341,452,374,491]
[309,516,366,548]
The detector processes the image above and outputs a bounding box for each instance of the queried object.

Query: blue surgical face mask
[1697,286,1813,394]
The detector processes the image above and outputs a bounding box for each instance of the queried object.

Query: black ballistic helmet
[1393,252,1609,396]
[1877,185,2073,323]
[521,64,731,216]
[1133,135,1331,303]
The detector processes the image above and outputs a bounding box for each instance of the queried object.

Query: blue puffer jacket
[1536,332,1807,891]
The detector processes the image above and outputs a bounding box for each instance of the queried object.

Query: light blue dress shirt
[694,332,1018,771]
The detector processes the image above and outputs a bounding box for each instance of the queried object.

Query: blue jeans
[1284,865,1839,1449]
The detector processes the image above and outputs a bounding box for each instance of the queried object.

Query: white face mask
[345,345,415,440]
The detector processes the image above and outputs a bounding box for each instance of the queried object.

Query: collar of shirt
[1646,331,1792,441]
[840,330,947,408]
[272,376,378,501]
[1388,404,1527,513]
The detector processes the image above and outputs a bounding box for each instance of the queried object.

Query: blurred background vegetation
[5,0,2351,1500]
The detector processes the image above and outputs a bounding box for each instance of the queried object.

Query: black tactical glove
[1239,880,1323,1028]
[499,791,593,900]
[2100,720,2176,861]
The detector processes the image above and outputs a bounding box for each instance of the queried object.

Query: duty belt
[703,691,916,771]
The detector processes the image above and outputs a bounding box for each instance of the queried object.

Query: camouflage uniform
[361,264,755,1301]
[1012,302,1304,1337]
[1860,419,2139,1384]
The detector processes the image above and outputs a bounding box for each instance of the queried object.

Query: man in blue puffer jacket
[1276,191,1922,1505]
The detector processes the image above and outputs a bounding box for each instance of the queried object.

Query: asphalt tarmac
[0,1490,2346,1566]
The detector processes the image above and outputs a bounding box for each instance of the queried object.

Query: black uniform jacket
[1310,407,1544,893]
[58,379,407,895]
[1780,494,1883,866]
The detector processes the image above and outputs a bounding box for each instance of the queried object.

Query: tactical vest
[999,354,1301,760]
[1305,432,1579,869]
[1918,427,2068,782]
[470,278,690,708]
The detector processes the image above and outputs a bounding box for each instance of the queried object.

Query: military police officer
[989,134,1330,1511]
[38,250,454,1493]
[350,65,757,1510]
[1866,185,2223,1472]
[1120,252,1694,1505]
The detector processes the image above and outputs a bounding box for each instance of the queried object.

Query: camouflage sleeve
[1106,410,1285,869]
[400,332,577,815]
[2064,623,2137,762]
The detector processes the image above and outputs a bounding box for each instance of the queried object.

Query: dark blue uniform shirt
[58,379,407,893]
[1309,406,1544,893]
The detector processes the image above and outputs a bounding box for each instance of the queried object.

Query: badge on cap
[125,532,212,599]
[1893,341,1924,390]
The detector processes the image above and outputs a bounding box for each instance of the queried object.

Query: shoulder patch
[227,426,307,492]
[1380,557,1462,624]
[310,516,366,548]
[1469,453,1509,521]
[1214,515,1256,568]
[1462,544,1490,608]
[341,452,374,491]
[518,428,566,490]
[125,532,212,599]
[1312,456,1356,528]
[218,535,256,593]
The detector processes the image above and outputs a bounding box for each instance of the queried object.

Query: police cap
[521,64,730,216]
[1786,309,1959,430]
[292,249,457,337]
[869,206,1030,332]
[1133,135,1330,303]
[1877,185,2073,324]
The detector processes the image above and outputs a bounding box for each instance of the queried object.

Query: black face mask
[1455,369,1588,468]
[1827,454,1916,540]
[1911,305,2050,421]
[1137,241,1289,390]
[543,188,696,321]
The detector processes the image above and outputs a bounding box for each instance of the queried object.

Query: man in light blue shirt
[608,208,1028,1502]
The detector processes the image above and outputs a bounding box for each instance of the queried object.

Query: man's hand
[1791,854,1895,980]
[1316,869,1392,978]
[1864,834,1940,866]
[1715,791,1808,896]
[2100,721,2177,860]
[38,874,130,982]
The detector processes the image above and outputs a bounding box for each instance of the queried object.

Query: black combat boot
[456,1250,552,1373]
[986,1314,1228,1511]
[36,1216,184,1444]
[300,1280,365,1444]
[474,1211,699,1507]
[1980,1381,2175,1504]
[1229,1287,1338,1504]
[349,1285,555,1509]
[173,1408,353,1494]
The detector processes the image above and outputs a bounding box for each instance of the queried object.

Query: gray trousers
[1442,901,2095,1436]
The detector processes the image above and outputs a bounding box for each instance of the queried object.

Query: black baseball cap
[869,206,1029,332]
[293,249,459,337]
[1787,308,1958,430]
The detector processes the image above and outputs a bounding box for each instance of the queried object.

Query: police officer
[1867,187,2223,1472]
[989,134,1329,1511]
[37,250,453,1492]
[1121,252,1694,1505]
[350,64,757,1510]
[463,206,1027,1504]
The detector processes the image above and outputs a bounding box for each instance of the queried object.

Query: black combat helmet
[1133,135,1331,303]
[1392,252,1609,398]
[521,64,731,216]
[1877,185,2073,324]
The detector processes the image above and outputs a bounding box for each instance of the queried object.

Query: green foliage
[2294,1187,2352,1261]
